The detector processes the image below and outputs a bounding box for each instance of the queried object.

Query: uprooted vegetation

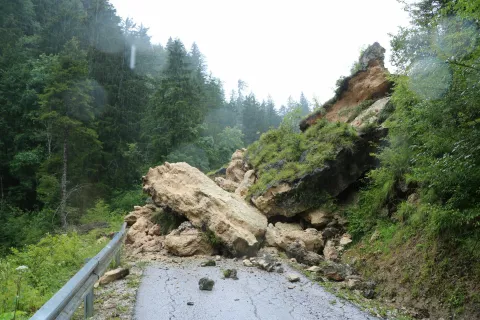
[246,116,358,197]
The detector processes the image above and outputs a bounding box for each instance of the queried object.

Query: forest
[0,0,314,254]
[1,0,480,318]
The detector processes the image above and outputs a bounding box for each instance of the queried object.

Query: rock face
[251,128,387,218]
[359,42,385,70]
[300,43,391,131]
[350,97,391,129]
[142,162,268,256]
[164,222,213,257]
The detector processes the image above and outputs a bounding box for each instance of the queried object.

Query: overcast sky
[109,0,410,106]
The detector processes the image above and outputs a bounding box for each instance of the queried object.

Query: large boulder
[251,128,387,218]
[142,162,268,256]
[265,223,324,253]
[164,222,213,257]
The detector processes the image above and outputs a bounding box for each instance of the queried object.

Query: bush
[0,230,112,316]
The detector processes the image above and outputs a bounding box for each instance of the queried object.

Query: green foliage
[247,108,358,196]
[110,189,147,214]
[0,231,108,316]
[203,229,222,248]
[347,2,480,315]
[0,0,281,252]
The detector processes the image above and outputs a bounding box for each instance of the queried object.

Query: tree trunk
[60,128,69,228]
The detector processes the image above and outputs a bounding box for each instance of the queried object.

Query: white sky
[109,0,410,106]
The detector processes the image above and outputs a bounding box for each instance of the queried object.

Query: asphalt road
[134,258,378,320]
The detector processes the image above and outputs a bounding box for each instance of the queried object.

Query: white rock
[287,274,300,282]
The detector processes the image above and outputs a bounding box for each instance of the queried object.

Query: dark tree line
[0,0,312,253]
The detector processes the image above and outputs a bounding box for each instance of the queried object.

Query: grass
[0,204,123,318]
[342,209,480,319]
[246,118,358,197]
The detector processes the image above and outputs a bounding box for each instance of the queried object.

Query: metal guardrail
[31,222,128,320]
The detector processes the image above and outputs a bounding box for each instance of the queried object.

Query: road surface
[134,257,378,320]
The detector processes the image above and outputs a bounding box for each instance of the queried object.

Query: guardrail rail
[31,222,127,320]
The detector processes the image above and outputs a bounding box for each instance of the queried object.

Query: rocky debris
[125,204,159,226]
[223,269,238,280]
[362,288,375,299]
[285,241,324,266]
[339,234,353,246]
[198,277,215,291]
[99,268,130,286]
[125,216,163,253]
[318,261,355,282]
[250,128,387,218]
[323,240,340,262]
[226,149,248,183]
[164,222,213,257]
[234,169,256,198]
[124,213,138,227]
[306,266,322,273]
[287,274,300,282]
[265,223,324,253]
[242,259,253,267]
[322,227,340,240]
[148,224,161,236]
[200,260,216,267]
[302,209,333,229]
[288,285,296,289]
[249,254,276,272]
[214,177,239,192]
[142,162,267,256]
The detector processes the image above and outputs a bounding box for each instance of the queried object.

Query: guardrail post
[84,288,94,318]
[114,248,121,268]
[84,258,94,319]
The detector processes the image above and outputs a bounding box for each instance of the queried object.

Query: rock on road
[134,258,378,320]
